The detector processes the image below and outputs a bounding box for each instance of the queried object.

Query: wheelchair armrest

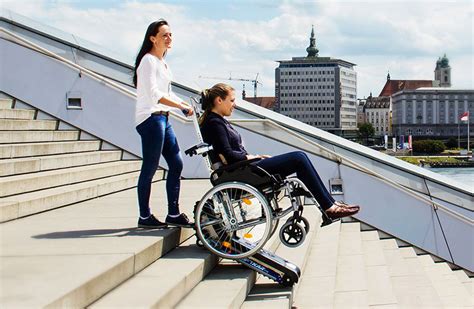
[184,143,213,157]
[216,157,262,172]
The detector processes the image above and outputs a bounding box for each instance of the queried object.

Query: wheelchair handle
[185,142,213,157]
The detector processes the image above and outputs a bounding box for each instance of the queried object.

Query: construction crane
[199,73,262,98]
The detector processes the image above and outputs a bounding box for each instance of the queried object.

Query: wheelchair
[186,143,334,261]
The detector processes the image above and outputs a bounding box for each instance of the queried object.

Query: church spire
[306,25,319,58]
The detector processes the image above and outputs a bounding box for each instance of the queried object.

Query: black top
[200,112,248,164]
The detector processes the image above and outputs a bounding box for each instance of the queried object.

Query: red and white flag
[460,111,469,121]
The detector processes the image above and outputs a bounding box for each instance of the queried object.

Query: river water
[427,167,474,188]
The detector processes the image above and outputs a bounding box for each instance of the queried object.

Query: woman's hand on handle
[157,96,194,117]
[180,102,194,117]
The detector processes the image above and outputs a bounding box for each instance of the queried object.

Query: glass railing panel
[233,120,340,162]
[0,24,76,63]
[432,197,474,220]
[334,146,429,194]
[75,51,133,85]
[230,109,260,120]
[428,181,473,211]
[73,35,131,65]
[1,9,76,46]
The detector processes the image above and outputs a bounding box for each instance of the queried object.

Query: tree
[412,140,446,154]
[358,122,375,145]
[445,137,457,149]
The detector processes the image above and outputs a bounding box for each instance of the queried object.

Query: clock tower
[435,54,451,87]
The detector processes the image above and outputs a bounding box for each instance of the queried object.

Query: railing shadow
[32,227,181,239]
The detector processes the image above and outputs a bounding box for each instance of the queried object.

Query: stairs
[0,98,154,222]
[294,219,473,308]
[1,96,472,308]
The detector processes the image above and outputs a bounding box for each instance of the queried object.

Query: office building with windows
[392,88,473,137]
[274,26,357,136]
[364,95,391,136]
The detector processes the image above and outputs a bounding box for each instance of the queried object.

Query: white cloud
[2,0,472,97]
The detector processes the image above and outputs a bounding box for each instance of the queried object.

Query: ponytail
[198,83,234,125]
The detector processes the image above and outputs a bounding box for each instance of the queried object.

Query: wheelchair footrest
[321,216,339,227]
[233,239,300,287]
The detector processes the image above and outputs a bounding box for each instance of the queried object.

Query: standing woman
[134,19,193,228]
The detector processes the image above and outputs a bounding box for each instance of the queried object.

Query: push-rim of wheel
[279,221,306,248]
[194,182,273,259]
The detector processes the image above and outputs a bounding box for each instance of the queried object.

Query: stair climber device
[182,97,328,287]
[231,238,301,287]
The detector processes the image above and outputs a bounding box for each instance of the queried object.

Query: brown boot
[335,201,360,211]
[325,204,359,220]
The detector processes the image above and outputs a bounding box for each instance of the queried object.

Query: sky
[2,0,473,98]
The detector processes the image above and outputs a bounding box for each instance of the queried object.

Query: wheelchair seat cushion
[211,159,281,192]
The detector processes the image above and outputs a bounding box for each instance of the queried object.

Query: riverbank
[397,156,474,168]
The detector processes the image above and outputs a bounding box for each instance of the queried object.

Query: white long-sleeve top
[135,53,182,126]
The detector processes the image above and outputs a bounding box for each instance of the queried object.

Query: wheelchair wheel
[286,216,310,234]
[279,221,306,248]
[194,182,273,259]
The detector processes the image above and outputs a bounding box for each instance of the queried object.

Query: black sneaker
[165,213,193,227]
[138,214,167,229]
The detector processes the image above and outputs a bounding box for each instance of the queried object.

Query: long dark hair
[133,19,169,87]
[199,83,235,125]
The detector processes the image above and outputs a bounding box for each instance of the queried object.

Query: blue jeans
[255,151,335,210]
[136,114,183,218]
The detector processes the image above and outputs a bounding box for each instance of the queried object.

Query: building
[243,95,276,109]
[359,70,442,136]
[364,95,391,136]
[357,98,366,125]
[379,73,437,97]
[275,26,358,136]
[392,88,473,137]
[435,54,451,87]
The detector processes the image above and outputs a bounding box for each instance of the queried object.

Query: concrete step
[242,206,321,308]
[0,179,210,308]
[177,203,300,309]
[0,140,100,159]
[90,238,219,308]
[0,119,57,130]
[360,230,397,307]
[415,254,473,307]
[177,263,255,309]
[333,222,370,308]
[293,220,341,308]
[0,99,13,109]
[381,239,444,307]
[0,160,141,197]
[0,170,163,222]
[0,130,79,144]
[0,150,122,177]
[452,269,474,295]
[178,239,285,309]
[0,108,35,120]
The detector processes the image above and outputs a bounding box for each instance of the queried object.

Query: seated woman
[199,83,360,220]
